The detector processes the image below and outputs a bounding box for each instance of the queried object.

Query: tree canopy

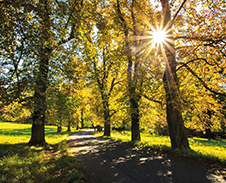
[1,0,225,149]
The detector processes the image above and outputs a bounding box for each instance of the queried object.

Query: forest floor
[67,130,226,183]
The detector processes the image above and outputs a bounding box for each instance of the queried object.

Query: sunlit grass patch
[0,122,77,144]
[95,130,226,163]
[189,137,226,162]
[0,121,83,183]
[108,130,131,142]
[0,122,31,144]
[141,133,171,148]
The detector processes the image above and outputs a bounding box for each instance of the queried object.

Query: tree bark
[29,0,51,146]
[116,0,141,141]
[130,91,141,141]
[103,107,111,136]
[93,48,112,136]
[67,120,71,132]
[204,109,212,139]
[30,117,45,145]
[163,70,189,149]
[29,46,50,145]
[102,97,111,136]
[161,0,190,149]
[57,125,62,133]
[76,116,79,130]
[81,108,84,128]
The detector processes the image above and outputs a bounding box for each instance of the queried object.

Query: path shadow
[68,131,226,183]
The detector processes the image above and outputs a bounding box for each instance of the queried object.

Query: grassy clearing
[0,122,83,183]
[94,130,226,164]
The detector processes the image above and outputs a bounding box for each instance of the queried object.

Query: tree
[175,0,226,138]
[157,0,226,149]
[1,0,86,145]
[82,39,124,136]
[115,0,155,141]
[80,1,127,136]
[160,0,190,149]
[29,0,53,145]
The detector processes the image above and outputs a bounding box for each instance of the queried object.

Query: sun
[131,25,174,58]
[151,28,166,44]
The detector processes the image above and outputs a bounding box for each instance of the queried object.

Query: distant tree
[81,2,126,136]
[115,0,156,141]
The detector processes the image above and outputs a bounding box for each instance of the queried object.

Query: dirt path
[67,130,226,183]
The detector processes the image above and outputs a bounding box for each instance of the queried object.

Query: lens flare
[130,24,174,60]
[152,29,166,44]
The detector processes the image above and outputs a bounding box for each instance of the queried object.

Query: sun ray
[146,25,175,55]
[163,40,175,54]
[130,23,175,61]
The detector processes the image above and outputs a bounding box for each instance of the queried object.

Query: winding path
[67,130,226,183]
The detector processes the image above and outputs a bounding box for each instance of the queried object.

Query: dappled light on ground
[67,130,226,183]
[67,130,108,154]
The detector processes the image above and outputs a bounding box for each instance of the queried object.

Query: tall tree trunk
[163,70,189,149]
[67,120,71,132]
[29,0,51,145]
[130,90,140,141]
[104,108,110,136]
[93,47,111,136]
[57,125,62,133]
[205,109,212,139]
[29,51,50,145]
[81,108,84,128]
[30,116,45,145]
[130,5,141,141]
[126,18,141,141]
[116,0,141,141]
[103,99,110,136]
[76,115,79,130]
[161,0,189,149]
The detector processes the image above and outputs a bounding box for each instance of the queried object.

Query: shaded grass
[95,130,226,164]
[0,122,83,183]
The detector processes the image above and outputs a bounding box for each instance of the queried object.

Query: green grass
[95,130,226,164]
[0,122,83,183]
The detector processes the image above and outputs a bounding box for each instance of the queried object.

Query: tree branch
[172,0,187,23]
[108,78,116,97]
[10,44,23,80]
[58,25,75,45]
[93,59,102,90]
[176,58,216,71]
[143,94,162,104]
[58,0,84,45]
[175,35,225,42]
[64,4,76,29]
[183,64,226,97]
[58,67,79,83]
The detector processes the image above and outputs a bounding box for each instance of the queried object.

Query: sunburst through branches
[151,28,166,44]
[135,25,174,60]
[149,25,174,54]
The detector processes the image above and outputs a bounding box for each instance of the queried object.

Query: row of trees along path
[1,0,225,149]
